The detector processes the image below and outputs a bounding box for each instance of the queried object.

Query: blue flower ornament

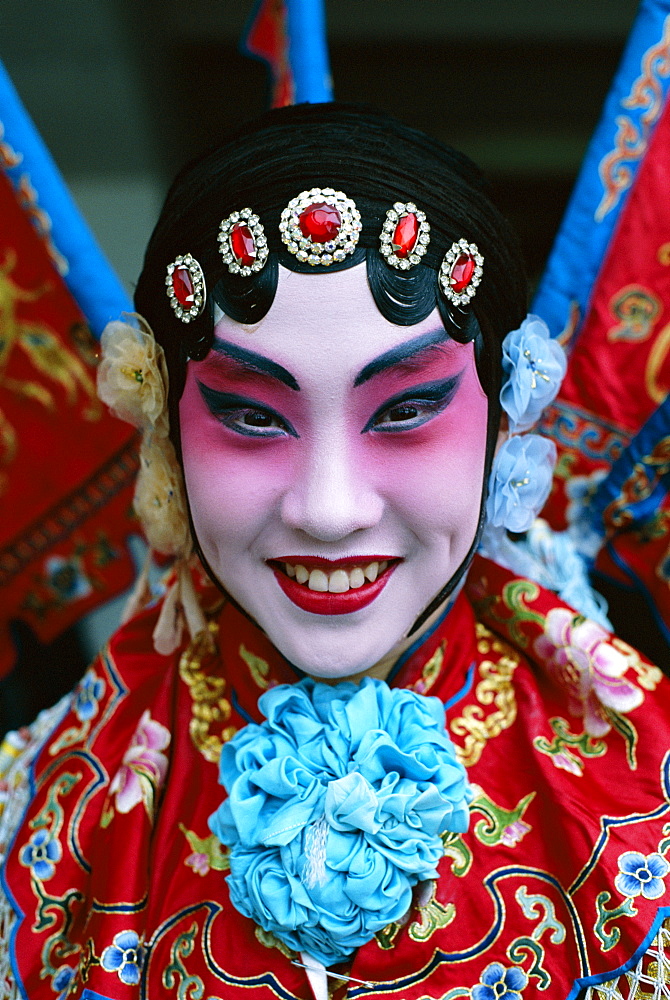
[209,677,471,966]
[486,433,557,534]
[500,314,566,433]
[485,314,564,535]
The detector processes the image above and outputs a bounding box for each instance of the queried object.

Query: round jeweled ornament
[379,202,430,270]
[218,208,269,277]
[279,188,362,266]
[439,240,483,305]
[165,254,206,322]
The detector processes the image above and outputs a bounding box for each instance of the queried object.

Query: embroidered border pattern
[595,15,670,221]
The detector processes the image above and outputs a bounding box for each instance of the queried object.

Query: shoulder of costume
[467,552,663,676]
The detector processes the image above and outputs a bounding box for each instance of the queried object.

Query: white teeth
[364,561,379,582]
[308,569,329,592]
[328,569,350,593]
[283,559,391,590]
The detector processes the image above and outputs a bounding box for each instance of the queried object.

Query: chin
[237,579,432,680]
[267,629,397,680]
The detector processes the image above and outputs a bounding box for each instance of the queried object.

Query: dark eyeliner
[197,381,298,438]
[362,373,463,434]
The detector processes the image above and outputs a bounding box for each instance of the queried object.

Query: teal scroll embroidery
[507,938,550,991]
[594,892,637,951]
[163,922,206,999]
[515,886,566,944]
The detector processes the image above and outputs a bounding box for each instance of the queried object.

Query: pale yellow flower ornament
[98,318,169,436]
[135,434,190,557]
[97,316,208,655]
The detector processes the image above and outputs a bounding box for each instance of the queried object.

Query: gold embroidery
[645,321,670,405]
[449,624,520,767]
[607,286,660,343]
[411,640,445,694]
[612,637,663,691]
[239,643,270,690]
[179,620,236,763]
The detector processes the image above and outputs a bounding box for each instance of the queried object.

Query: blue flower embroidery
[615,851,669,900]
[210,677,471,966]
[100,930,144,986]
[73,668,105,722]
[52,966,74,995]
[471,962,528,999]
[20,828,61,880]
[44,555,92,602]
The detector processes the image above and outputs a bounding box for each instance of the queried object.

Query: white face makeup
[179,262,489,678]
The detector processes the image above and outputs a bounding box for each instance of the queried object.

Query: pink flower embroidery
[501,820,531,847]
[186,852,210,876]
[534,608,643,737]
[109,710,170,817]
[552,752,583,776]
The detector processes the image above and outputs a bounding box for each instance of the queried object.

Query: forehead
[212,262,465,380]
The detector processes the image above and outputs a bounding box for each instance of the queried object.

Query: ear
[494,412,509,456]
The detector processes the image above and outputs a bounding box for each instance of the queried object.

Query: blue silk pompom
[209,676,470,966]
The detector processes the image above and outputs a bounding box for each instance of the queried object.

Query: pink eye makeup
[362,373,463,433]
[197,382,298,438]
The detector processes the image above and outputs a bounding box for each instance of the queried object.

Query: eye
[363,374,462,434]
[377,403,421,424]
[226,407,288,436]
[197,382,297,439]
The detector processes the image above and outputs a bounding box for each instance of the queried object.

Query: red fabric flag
[243,0,295,108]
[0,169,138,676]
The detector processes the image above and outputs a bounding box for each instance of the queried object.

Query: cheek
[361,385,489,531]
[178,375,295,545]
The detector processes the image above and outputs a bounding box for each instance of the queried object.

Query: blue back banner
[0,60,132,337]
[532,0,670,342]
[241,0,333,107]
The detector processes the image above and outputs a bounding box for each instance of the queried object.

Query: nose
[280,433,384,542]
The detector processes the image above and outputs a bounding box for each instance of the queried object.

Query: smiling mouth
[268,557,399,615]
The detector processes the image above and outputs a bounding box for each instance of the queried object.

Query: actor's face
[179,263,488,677]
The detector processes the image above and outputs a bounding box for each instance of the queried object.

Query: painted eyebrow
[354,328,449,387]
[211,337,300,391]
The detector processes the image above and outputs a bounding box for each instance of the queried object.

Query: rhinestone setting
[279,188,362,266]
[439,240,483,305]
[165,254,206,323]
[218,208,269,276]
[379,202,430,270]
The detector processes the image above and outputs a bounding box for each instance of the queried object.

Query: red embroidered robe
[3,556,669,999]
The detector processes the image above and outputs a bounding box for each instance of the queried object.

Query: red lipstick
[269,557,398,615]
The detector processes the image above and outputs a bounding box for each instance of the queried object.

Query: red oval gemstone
[230,222,257,266]
[172,265,194,308]
[392,213,419,258]
[298,202,341,243]
[450,253,476,292]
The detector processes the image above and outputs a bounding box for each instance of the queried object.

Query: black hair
[134,103,528,629]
